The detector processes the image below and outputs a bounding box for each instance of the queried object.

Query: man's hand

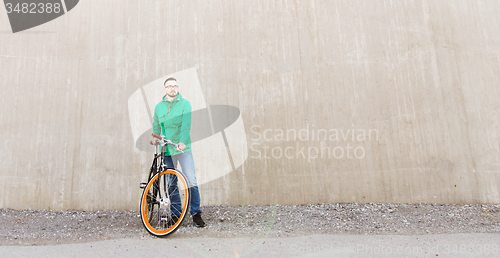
[150,138,160,145]
[178,142,186,151]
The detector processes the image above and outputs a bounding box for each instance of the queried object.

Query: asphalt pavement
[1,233,499,258]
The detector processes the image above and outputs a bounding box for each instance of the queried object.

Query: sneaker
[192,213,205,227]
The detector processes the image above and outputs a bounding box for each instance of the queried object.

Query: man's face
[164,80,179,98]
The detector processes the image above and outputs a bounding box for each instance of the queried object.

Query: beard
[167,92,178,98]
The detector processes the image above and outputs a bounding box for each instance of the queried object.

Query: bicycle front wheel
[140,169,190,236]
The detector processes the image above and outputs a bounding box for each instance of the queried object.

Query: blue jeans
[163,151,201,216]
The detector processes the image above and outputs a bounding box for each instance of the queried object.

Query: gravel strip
[1,203,499,246]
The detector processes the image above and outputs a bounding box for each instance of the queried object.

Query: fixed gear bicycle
[139,133,190,236]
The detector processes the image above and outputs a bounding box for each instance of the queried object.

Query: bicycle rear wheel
[140,169,190,236]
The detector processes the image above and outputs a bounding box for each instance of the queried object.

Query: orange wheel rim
[141,169,189,235]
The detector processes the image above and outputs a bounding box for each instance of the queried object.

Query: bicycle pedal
[139,182,147,189]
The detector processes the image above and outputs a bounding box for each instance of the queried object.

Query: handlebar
[150,133,184,153]
[152,133,162,140]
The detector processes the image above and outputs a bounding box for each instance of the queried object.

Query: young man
[150,77,205,227]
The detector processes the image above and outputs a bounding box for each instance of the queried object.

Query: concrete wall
[0,0,499,211]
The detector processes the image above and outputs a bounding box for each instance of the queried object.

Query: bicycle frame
[140,137,177,189]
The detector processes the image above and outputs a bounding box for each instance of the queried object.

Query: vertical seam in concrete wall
[294,0,303,72]
[422,0,447,203]
[69,87,84,210]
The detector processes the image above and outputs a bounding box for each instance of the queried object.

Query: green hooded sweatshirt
[152,93,192,156]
